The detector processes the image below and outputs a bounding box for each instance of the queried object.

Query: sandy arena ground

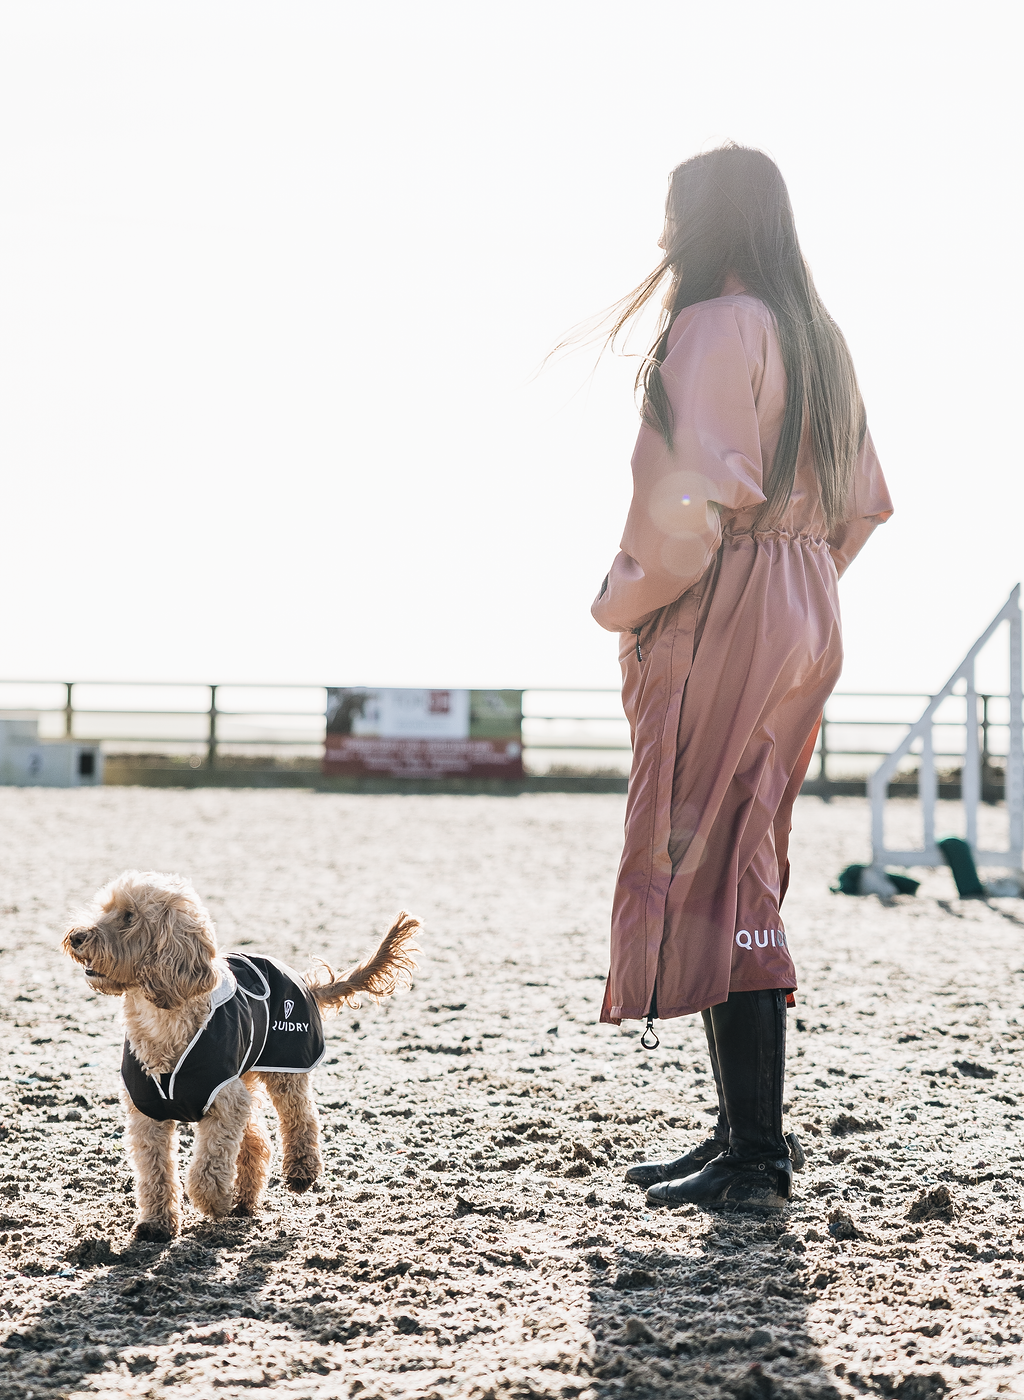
[1,789,1023,1400]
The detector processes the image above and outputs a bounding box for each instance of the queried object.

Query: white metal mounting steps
[869,584,1023,872]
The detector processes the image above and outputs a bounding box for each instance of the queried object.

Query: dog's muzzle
[66,928,103,976]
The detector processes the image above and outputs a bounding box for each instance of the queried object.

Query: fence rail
[0,679,1017,785]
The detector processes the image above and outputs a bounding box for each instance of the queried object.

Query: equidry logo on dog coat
[271,997,311,1031]
[735,928,787,950]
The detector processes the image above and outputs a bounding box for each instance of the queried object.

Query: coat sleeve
[827,428,893,578]
[591,303,767,634]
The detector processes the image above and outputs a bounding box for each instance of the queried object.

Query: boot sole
[717,1193,789,1213]
[649,1191,789,1212]
[647,1171,792,1211]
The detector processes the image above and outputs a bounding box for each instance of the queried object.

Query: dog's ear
[138,893,218,1011]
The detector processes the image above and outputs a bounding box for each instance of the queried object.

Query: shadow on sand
[579,1199,947,1400]
[0,1213,363,1398]
[579,1202,845,1400]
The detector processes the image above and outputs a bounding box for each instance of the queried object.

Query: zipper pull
[639,1015,660,1050]
[632,626,643,664]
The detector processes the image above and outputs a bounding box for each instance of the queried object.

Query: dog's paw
[231,1202,257,1217]
[285,1175,316,1194]
[132,1219,176,1243]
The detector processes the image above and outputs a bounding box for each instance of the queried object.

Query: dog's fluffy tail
[307,912,420,1011]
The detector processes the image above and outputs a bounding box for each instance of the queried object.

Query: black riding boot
[624,1008,730,1186]
[647,989,792,1209]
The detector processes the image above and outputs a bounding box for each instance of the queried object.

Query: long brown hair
[608,144,864,530]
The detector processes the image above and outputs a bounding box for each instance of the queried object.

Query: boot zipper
[632,626,643,664]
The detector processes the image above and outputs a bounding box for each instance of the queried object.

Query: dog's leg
[232,1074,272,1217]
[187,1078,252,1220]
[123,1096,181,1242]
[260,1072,323,1193]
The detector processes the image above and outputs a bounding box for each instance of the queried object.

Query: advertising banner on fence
[323,688,524,778]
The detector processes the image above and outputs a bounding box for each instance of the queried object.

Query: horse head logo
[283,999,295,1020]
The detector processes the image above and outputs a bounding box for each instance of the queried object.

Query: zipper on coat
[640,981,660,1050]
[632,626,643,664]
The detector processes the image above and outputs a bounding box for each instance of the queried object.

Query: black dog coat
[121,953,326,1122]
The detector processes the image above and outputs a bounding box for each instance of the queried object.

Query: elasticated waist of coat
[121,953,326,1122]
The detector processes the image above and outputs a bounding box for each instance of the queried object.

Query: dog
[62,870,419,1241]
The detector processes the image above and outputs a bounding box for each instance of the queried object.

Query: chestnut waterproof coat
[593,286,892,1025]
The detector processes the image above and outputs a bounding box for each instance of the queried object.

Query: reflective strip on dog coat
[121,953,326,1122]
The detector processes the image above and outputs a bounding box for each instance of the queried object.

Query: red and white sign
[324,688,523,779]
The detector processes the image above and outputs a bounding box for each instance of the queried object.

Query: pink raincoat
[594,286,892,1025]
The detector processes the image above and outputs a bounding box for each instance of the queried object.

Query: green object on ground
[886,872,921,896]
[937,836,985,898]
[833,863,920,897]
[835,863,865,895]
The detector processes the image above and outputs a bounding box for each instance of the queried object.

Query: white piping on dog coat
[121,953,326,1122]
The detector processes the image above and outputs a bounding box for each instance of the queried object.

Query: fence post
[64,683,74,738]
[1009,588,1023,867]
[981,695,992,801]
[963,661,979,853]
[920,723,936,857]
[208,685,218,769]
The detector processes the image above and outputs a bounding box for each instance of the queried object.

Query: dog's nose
[68,929,89,949]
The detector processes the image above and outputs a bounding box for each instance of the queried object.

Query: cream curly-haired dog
[63,870,419,1241]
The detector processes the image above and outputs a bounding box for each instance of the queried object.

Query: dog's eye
[123,911,134,925]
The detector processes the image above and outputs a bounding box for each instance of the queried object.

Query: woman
[592,145,892,1208]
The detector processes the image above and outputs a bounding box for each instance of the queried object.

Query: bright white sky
[0,1,1019,696]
